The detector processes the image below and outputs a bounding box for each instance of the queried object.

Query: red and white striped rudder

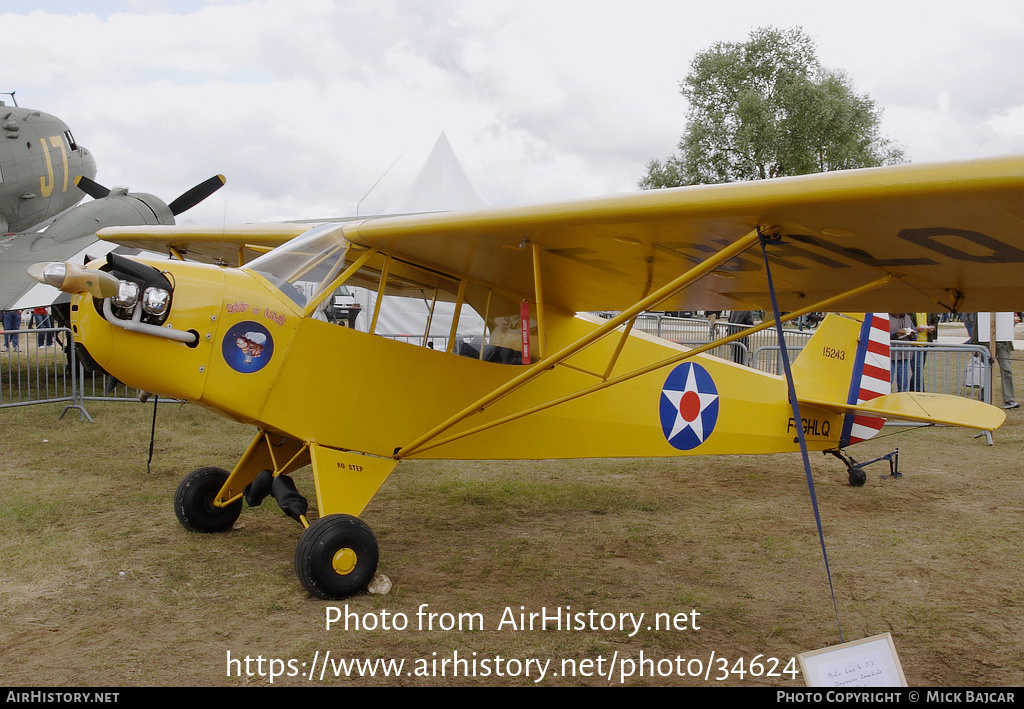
[841,313,891,446]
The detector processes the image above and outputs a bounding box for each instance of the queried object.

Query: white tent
[386,132,487,214]
[355,133,487,342]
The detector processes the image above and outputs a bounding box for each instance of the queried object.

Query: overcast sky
[5,0,1024,225]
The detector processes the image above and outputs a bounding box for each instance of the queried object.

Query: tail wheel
[174,466,242,532]
[295,514,379,599]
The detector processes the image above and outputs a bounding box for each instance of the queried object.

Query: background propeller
[168,175,227,215]
[75,174,226,215]
[75,175,110,199]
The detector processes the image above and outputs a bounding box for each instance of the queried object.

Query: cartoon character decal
[222,321,274,374]
[659,362,719,450]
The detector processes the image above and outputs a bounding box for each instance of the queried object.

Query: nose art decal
[222,321,274,373]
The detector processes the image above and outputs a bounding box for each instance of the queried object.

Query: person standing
[705,310,721,340]
[727,310,754,364]
[910,312,938,391]
[975,312,1019,410]
[31,306,54,347]
[2,309,22,352]
[889,313,918,392]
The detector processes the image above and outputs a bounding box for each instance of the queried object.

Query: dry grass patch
[2,369,1023,686]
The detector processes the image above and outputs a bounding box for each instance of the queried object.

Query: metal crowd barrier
[752,341,995,443]
[1,326,87,419]
[1,326,149,421]
[750,344,807,375]
[888,343,993,403]
[751,341,994,402]
[888,342,994,444]
[633,315,815,366]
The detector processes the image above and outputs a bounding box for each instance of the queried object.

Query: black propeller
[75,175,110,199]
[75,174,227,215]
[168,174,227,215]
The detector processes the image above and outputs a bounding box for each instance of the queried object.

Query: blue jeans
[3,310,21,349]
[32,313,54,346]
[910,350,926,392]
[892,357,912,392]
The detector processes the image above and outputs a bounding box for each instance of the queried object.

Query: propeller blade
[75,175,111,199]
[168,174,226,216]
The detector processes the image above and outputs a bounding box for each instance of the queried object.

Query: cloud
[4,0,1024,225]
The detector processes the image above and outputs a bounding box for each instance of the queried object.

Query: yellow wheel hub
[332,548,357,575]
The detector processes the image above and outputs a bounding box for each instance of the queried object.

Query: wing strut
[302,247,379,319]
[395,231,890,460]
[447,278,468,353]
[369,254,393,336]
[758,229,844,644]
[396,274,897,457]
[394,229,764,459]
[530,242,547,360]
[603,269,655,381]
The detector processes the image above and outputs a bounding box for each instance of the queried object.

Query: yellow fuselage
[72,259,843,461]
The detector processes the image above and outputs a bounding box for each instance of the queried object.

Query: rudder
[840,313,891,446]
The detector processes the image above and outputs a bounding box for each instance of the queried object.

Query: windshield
[246,223,349,307]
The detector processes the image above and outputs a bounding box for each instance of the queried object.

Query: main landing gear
[174,466,243,532]
[172,434,396,600]
[294,514,379,599]
[174,465,381,599]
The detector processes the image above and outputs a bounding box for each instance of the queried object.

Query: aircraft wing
[92,223,315,267]
[0,231,107,309]
[343,155,1024,314]
[2,224,311,310]
[95,156,1024,315]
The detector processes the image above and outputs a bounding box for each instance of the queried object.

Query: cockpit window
[246,222,539,364]
[246,223,349,307]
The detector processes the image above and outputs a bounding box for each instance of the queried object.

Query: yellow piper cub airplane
[30,156,1023,599]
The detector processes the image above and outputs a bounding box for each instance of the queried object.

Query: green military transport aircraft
[0,94,224,309]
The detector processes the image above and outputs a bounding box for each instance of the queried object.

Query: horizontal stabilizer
[799,392,1005,431]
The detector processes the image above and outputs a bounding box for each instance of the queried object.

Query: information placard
[798,633,907,687]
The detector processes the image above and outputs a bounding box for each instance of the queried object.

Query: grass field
[2,359,1023,686]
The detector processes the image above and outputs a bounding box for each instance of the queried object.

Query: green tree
[640,27,905,189]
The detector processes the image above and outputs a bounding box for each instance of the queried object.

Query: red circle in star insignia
[659,362,720,451]
[679,390,701,422]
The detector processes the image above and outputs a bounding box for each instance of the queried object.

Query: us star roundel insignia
[659,362,720,450]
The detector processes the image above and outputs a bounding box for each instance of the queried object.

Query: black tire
[849,469,867,487]
[174,466,242,532]
[294,514,379,599]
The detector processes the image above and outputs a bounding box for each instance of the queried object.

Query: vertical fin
[840,313,891,446]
